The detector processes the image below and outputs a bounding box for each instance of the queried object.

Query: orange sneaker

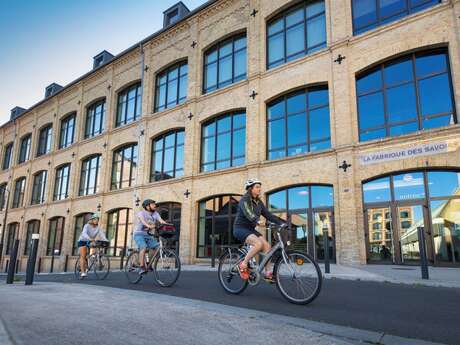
[238,262,249,280]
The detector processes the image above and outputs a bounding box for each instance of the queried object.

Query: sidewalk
[0,282,445,345]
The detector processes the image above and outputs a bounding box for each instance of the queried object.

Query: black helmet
[142,199,156,210]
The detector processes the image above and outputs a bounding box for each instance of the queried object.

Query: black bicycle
[74,240,111,280]
[124,224,181,287]
[218,223,322,305]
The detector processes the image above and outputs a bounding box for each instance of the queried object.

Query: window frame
[154,61,188,112]
[266,0,327,70]
[200,111,246,172]
[115,83,142,128]
[53,164,71,201]
[356,49,457,142]
[150,129,185,182]
[0,183,7,210]
[31,170,47,205]
[2,142,13,170]
[12,177,26,209]
[202,33,247,94]
[59,113,76,149]
[18,134,32,164]
[5,222,18,255]
[37,124,53,157]
[24,220,40,255]
[111,144,138,190]
[84,99,106,139]
[79,155,101,196]
[46,217,65,256]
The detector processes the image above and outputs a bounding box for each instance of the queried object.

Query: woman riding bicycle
[134,199,167,275]
[233,178,285,282]
[78,213,108,278]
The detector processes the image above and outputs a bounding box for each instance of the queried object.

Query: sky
[0,0,207,126]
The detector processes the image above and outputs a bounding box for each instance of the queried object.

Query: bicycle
[124,224,181,287]
[74,240,111,280]
[218,222,322,305]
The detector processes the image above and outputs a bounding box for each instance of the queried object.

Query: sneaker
[263,272,275,284]
[138,268,147,275]
[238,262,249,280]
[80,272,88,279]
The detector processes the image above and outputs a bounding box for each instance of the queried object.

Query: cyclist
[133,199,167,275]
[233,178,285,282]
[78,213,108,278]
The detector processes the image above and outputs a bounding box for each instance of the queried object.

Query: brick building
[0,0,459,273]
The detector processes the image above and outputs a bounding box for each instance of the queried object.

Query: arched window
[356,49,456,142]
[157,202,181,252]
[116,83,142,127]
[203,34,247,94]
[18,133,31,164]
[197,195,241,258]
[24,220,40,255]
[352,0,441,35]
[111,144,138,190]
[201,111,246,172]
[31,170,47,205]
[2,142,13,171]
[79,155,101,196]
[362,169,460,266]
[0,183,7,210]
[85,99,106,138]
[37,124,52,157]
[267,0,326,69]
[5,222,19,255]
[72,213,93,255]
[155,61,188,112]
[267,86,330,160]
[12,177,26,209]
[59,113,76,149]
[47,217,65,256]
[151,129,184,181]
[267,185,334,261]
[106,208,133,257]
[54,164,71,201]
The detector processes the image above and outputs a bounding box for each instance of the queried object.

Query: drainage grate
[392,267,416,271]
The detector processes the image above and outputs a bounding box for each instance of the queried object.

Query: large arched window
[79,155,101,196]
[106,208,132,257]
[111,144,138,190]
[85,99,105,139]
[24,220,40,255]
[197,195,241,258]
[2,142,13,171]
[18,133,31,164]
[267,185,334,261]
[54,164,71,201]
[363,169,460,266]
[59,113,76,149]
[0,183,7,211]
[31,170,47,205]
[203,34,247,94]
[5,222,19,255]
[72,213,92,255]
[116,82,142,127]
[155,61,188,112]
[37,124,52,157]
[47,217,65,256]
[267,86,330,160]
[12,177,26,209]
[352,0,441,35]
[151,129,184,181]
[267,0,326,69]
[357,49,456,142]
[201,111,246,172]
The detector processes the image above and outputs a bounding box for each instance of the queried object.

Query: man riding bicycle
[78,213,108,278]
[233,178,285,282]
[134,199,167,275]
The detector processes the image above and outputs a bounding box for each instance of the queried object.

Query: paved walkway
[0,282,446,345]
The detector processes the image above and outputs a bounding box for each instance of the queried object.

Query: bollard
[25,236,39,285]
[15,260,19,274]
[417,227,429,280]
[6,239,19,284]
[37,257,42,273]
[64,254,69,273]
[211,235,216,268]
[323,230,330,274]
[119,249,125,270]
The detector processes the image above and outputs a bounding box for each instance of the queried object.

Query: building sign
[359,142,448,166]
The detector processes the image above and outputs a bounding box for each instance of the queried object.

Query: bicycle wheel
[74,258,82,279]
[93,254,110,280]
[218,248,248,295]
[124,251,143,284]
[153,249,181,287]
[274,250,322,305]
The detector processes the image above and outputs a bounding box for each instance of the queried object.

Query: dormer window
[167,8,179,25]
[163,2,190,28]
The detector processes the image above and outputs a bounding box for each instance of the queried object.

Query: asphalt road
[22,270,460,345]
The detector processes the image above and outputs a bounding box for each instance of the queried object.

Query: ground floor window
[24,220,40,255]
[157,202,181,253]
[72,213,92,255]
[267,185,335,261]
[106,208,132,257]
[47,217,65,256]
[5,223,18,255]
[197,195,241,258]
[363,169,460,266]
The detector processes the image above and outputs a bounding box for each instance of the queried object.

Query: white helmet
[245,178,262,190]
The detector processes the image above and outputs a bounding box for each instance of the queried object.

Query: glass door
[313,210,335,262]
[366,207,395,263]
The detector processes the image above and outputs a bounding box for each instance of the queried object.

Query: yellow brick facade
[1,0,459,272]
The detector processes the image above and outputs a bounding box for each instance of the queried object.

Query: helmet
[142,199,156,210]
[245,178,262,190]
[89,213,100,221]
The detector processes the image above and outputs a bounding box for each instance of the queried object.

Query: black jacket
[234,193,284,229]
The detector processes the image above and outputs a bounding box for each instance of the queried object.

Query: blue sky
[0,0,206,125]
